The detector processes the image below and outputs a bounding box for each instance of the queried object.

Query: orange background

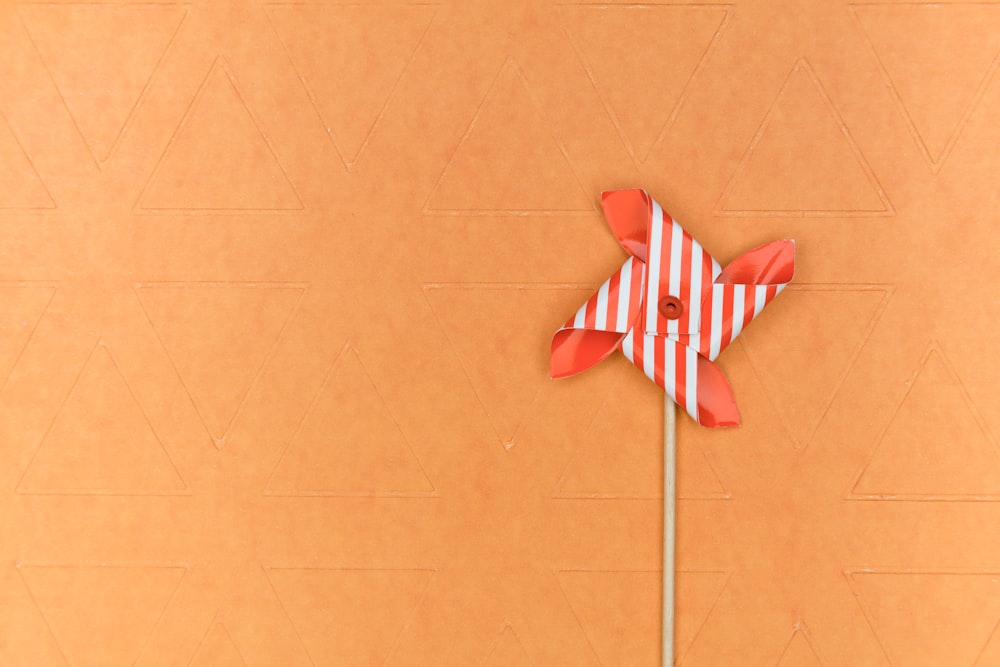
[0,0,999,665]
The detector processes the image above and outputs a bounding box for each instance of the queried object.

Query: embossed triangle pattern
[719,60,892,215]
[424,285,593,448]
[268,3,434,168]
[739,286,889,449]
[425,60,593,213]
[852,346,1000,499]
[19,3,186,164]
[17,343,187,494]
[563,5,729,163]
[139,61,302,211]
[135,283,304,447]
[775,629,824,666]
[266,568,433,665]
[190,623,248,667]
[850,572,1000,666]
[0,116,54,208]
[853,3,1000,169]
[0,1,997,663]
[18,565,185,667]
[482,626,532,666]
[265,345,435,496]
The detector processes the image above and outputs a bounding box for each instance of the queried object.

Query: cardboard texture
[0,1,997,665]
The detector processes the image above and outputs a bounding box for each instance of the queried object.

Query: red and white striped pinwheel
[550,188,794,427]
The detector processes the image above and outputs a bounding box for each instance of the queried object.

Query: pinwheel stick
[663,397,676,666]
[548,188,795,665]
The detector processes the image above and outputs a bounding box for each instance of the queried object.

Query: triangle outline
[422,57,596,216]
[555,569,731,667]
[716,58,893,216]
[774,625,825,666]
[676,437,730,500]
[562,4,732,165]
[134,281,308,449]
[264,566,436,667]
[675,570,732,666]
[741,284,894,451]
[482,623,532,665]
[848,340,1000,501]
[17,2,188,166]
[846,569,1000,667]
[189,619,249,666]
[16,562,188,667]
[551,370,730,499]
[0,283,56,393]
[265,3,438,171]
[136,56,304,213]
[0,112,56,210]
[14,339,190,496]
[422,283,580,450]
[849,3,1000,173]
[975,618,1000,667]
[262,341,437,498]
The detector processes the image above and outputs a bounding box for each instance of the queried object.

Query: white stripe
[595,278,609,329]
[663,337,675,397]
[688,243,702,339]
[645,202,663,331]
[776,282,786,295]
[731,285,745,341]
[709,284,724,361]
[668,219,683,295]
[573,302,586,328]
[666,219,683,335]
[621,330,634,363]
[616,258,633,331]
[754,285,767,318]
[642,332,655,381]
[685,346,698,420]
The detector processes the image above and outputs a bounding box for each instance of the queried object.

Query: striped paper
[551,189,794,427]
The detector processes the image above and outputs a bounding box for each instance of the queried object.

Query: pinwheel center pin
[657,295,684,320]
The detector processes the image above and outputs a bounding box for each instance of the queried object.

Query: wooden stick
[663,396,676,667]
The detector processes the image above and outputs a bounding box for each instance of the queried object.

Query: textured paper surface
[0,1,998,665]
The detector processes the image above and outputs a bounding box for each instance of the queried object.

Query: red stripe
[634,258,646,325]
[678,230,692,332]
[701,246,717,340]
[702,246,716,286]
[631,259,645,325]
[689,246,710,341]
[632,332,645,371]
[653,336,664,386]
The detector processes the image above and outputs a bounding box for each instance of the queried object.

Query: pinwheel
[550,188,795,426]
[549,188,794,665]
